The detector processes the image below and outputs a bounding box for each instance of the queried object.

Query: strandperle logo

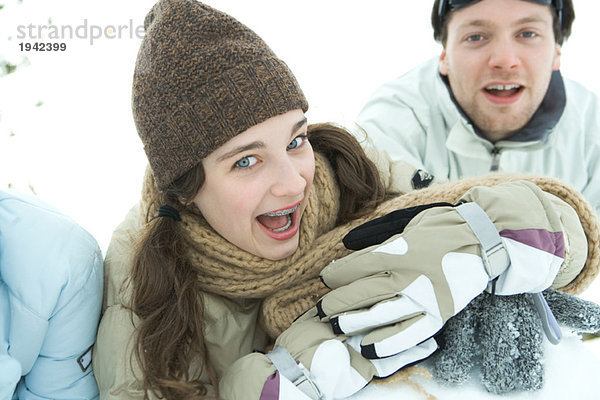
[16,19,145,45]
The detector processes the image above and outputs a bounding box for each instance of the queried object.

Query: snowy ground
[352,331,600,400]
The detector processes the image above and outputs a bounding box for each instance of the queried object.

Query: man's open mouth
[257,203,300,232]
[484,84,523,98]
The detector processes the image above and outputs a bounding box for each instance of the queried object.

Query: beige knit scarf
[141,154,600,339]
[140,152,344,297]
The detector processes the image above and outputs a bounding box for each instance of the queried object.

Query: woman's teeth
[263,203,300,217]
[258,203,300,232]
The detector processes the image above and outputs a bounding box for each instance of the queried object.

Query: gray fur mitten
[430,289,600,394]
[428,293,485,385]
[544,289,600,334]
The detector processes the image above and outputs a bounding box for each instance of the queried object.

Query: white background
[1,0,599,354]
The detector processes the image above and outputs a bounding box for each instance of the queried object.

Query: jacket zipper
[490,147,501,172]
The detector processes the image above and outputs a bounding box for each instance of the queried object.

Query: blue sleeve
[0,191,103,400]
[15,246,103,400]
[0,281,22,400]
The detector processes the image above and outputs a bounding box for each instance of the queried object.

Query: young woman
[92,1,596,399]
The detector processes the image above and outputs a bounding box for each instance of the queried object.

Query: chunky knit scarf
[141,154,600,339]
[140,152,343,297]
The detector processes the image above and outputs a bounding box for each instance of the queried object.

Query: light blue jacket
[0,190,103,399]
[358,57,600,215]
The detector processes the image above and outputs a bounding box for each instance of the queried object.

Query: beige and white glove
[219,310,436,400]
[316,181,586,359]
[220,181,586,399]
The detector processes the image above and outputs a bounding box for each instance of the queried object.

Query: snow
[352,331,600,399]
[1,0,600,388]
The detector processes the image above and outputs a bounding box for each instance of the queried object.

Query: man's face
[439,0,561,142]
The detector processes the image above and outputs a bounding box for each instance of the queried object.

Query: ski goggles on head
[437,0,563,29]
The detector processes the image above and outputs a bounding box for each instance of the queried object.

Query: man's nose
[488,37,521,71]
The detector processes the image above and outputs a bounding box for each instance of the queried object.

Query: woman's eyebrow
[216,117,307,162]
[292,117,308,135]
[216,141,265,162]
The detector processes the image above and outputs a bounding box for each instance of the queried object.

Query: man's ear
[552,44,562,71]
[439,50,449,76]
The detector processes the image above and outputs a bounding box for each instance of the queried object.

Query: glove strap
[455,202,510,278]
[266,346,324,400]
[531,292,563,345]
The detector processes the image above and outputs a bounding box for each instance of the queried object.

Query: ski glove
[317,181,586,359]
[219,294,437,400]
[219,305,437,399]
[431,289,600,393]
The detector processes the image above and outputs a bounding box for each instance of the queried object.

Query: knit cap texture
[133,0,308,189]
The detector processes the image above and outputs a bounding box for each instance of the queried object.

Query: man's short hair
[431,0,575,46]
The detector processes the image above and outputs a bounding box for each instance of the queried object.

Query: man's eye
[287,135,306,150]
[466,34,485,42]
[520,31,537,38]
[235,156,257,169]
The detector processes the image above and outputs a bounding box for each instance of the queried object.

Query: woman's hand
[219,308,437,400]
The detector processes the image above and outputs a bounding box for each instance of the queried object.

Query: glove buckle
[293,366,325,400]
[482,241,511,279]
[266,345,325,400]
[455,202,510,278]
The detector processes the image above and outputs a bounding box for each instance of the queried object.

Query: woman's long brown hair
[129,123,392,399]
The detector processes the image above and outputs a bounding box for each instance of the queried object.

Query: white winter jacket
[357,57,600,214]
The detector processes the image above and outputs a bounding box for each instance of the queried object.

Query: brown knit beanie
[133,0,309,190]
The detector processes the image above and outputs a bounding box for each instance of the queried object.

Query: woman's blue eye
[235,156,257,169]
[287,136,305,150]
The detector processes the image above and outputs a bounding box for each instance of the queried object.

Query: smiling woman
[90,1,394,397]
[87,1,600,399]
[192,110,315,260]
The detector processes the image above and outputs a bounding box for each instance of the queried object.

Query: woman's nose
[270,157,307,198]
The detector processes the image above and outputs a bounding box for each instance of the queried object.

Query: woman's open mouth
[256,202,302,240]
[257,203,300,232]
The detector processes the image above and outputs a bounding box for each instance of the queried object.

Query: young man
[357,0,600,213]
